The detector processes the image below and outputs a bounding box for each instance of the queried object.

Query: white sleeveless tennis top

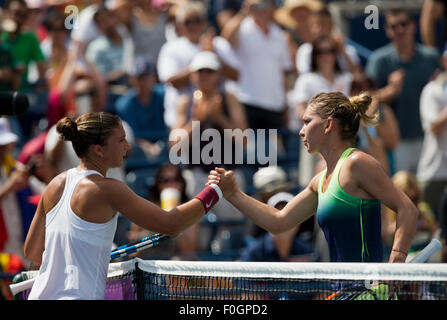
[28,168,118,300]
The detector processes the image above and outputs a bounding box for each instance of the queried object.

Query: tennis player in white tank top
[28,168,116,299]
[25,112,231,300]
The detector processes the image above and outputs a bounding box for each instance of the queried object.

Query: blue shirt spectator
[115,85,167,142]
[115,57,168,160]
[365,8,440,174]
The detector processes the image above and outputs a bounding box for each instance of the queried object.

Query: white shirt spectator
[290,71,352,106]
[157,36,237,128]
[70,4,128,48]
[70,4,101,44]
[296,42,360,75]
[417,75,447,183]
[234,17,292,111]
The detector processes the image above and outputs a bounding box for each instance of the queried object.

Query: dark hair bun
[56,117,79,142]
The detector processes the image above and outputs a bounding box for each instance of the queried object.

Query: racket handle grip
[409,239,442,263]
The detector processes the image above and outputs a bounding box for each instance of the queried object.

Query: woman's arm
[208,168,319,234]
[104,179,215,236]
[349,153,418,262]
[420,0,445,47]
[24,198,46,268]
[24,172,67,267]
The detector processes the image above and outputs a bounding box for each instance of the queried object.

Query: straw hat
[274,0,323,29]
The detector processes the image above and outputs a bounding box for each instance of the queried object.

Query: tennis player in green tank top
[208,91,419,263]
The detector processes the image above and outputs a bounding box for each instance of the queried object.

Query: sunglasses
[388,19,410,31]
[197,68,217,74]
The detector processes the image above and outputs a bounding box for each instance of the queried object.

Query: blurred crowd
[1,0,447,299]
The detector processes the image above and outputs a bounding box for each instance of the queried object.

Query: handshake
[206,167,239,199]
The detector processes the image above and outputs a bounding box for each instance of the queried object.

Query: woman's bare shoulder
[45,171,68,194]
[42,171,68,213]
[347,149,382,171]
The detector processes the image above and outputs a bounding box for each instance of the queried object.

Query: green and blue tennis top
[317,148,383,262]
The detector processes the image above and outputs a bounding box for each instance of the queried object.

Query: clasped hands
[206,167,238,199]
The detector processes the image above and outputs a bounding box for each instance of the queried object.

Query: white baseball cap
[0,118,18,146]
[253,166,294,193]
[189,51,221,72]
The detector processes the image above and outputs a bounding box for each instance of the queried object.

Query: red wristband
[194,184,222,213]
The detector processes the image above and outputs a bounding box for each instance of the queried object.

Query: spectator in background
[22,0,47,37]
[157,0,238,128]
[0,12,16,92]
[251,165,294,235]
[63,3,134,115]
[221,0,292,131]
[115,57,167,161]
[40,9,76,127]
[366,8,440,174]
[127,163,199,258]
[0,118,34,263]
[250,166,321,258]
[274,0,323,77]
[68,0,130,57]
[240,192,317,262]
[295,6,361,76]
[1,0,47,141]
[252,166,295,204]
[382,171,438,261]
[130,0,167,65]
[86,7,134,112]
[86,9,131,88]
[40,8,70,68]
[45,48,107,128]
[417,47,447,218]
[172,51,247,140]
[170,50,248,250]
[289,35,352,188]
[1,0,46,92]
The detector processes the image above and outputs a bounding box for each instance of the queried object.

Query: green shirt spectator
[1,31,45,92]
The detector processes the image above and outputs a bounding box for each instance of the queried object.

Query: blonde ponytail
[349,92,378,126]
[308,91,377,142]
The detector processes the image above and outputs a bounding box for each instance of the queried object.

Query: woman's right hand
[207,167,239,199]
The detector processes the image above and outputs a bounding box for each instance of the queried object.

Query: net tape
[10,258,447,300]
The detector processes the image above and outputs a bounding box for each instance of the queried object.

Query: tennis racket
[110,233,170,261]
